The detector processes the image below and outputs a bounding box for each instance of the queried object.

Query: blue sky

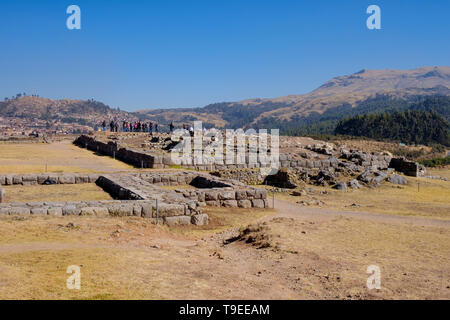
[0,0,449,111]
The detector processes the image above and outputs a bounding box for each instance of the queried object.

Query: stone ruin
[0,171,269,226]
[72,134,425,190]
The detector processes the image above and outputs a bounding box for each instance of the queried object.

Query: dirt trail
[274,199,450,228]
[0,242,98,254]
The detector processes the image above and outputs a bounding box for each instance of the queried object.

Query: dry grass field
[0,140,133,174]
[0,141,448,300]
[1,184,112,203]
[0,205,448,300]
[269,168,450,220]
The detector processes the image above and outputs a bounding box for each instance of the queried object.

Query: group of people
[100,120,203,135]
[100,120,167,133]
[121,121,159,133]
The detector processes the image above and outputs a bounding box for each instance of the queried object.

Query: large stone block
[235,190,248,200]
[47,207,63,216]
[108,204,134,217]
[218,190,235,200]
[13,175,23,184]
[221,200,238,208]
[251,199,265,208]
[164,216,191,226]
[62,205,81,216]
[80,207,96,216]
[75,175,90,184]
[9,207,30,215]
[0,176,5,185]
[205,200,219,206]
[5,175,13,185]
[204,191,218,201]
[254,189,267,199]
[237,200,252,208]
[59,175,76,184]
[133,205,143,216]
[22,175,38,185]
[141,203,155,218]
[297,160,306,168]
[191,214,209,226]
[197,192,205,202]
[31,207,48,215]
[157,204,185,217]
[246,189,256,198]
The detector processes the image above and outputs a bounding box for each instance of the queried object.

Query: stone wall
[210,168,265,185]
[73,135,391,173]
[0,170,269,225]
[0,200,208,226]
[0,186,4,203]
[0,173,99,185]
[99,172,270,209]
[388,158,420,177]
[174,187,269,209]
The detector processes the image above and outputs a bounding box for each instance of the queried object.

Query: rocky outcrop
[263,168,298,189]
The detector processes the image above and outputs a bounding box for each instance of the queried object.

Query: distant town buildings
[0,116,93,137]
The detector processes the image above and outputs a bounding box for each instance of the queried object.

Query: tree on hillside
[335,110,450,146]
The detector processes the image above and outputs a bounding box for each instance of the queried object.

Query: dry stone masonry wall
[0,171,269,226]
[74,135,395,173]
[0,173,100,185]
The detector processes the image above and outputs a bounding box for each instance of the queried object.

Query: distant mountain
[0,96,133,128]
[135,66,450,130]
[2,66,449,132]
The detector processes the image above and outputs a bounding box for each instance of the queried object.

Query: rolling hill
[135,66,450,130]
[0,96,134,128]
[1,66,449,132]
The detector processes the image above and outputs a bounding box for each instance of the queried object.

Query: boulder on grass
[388,174,408,185]
[333,182,348,191]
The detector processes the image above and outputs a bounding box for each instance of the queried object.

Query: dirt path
[0,242,99,254]
[274,199,450,228]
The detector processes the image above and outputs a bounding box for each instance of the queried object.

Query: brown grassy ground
[268,168,450,220]
[0,204,448,300]
[428,166,450,179]
[334,139,437,160]
[0,140,133,174]
[1,184,112,203]
[0,141,448,299]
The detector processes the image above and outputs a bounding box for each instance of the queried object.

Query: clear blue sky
[1,0,449,111]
